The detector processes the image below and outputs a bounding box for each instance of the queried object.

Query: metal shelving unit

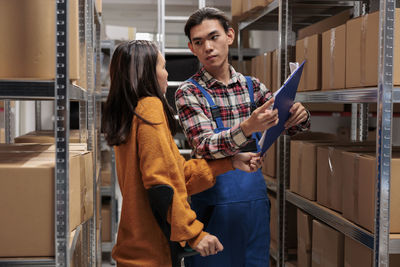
[237,0,399,266]
[100,40,118,265]
[0,0,101,266]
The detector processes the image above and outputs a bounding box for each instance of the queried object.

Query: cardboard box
[242,0,270,14]
[262,141,276,178]
[298,209,313,267]
[269,192,278,250]
[268,193,297,250]
[312,220,344,267]
[344,236,400,267]
[346,9,400,88]
[304,103,344,112]
[271,49,279,93]
[0,0,79,80]
[290,140,333,200]
[70,228,83,267]
[101,203,111,242]
[296,34,322,91]
[297,9,351,39]
[101,169,112,186]
[0,128,4,143]
[231,0,242,17]
[231,60,252,76]
[95,0,102,13]
[251,53,272,90]
[322,24,346,90]
[342,152,400,233]
[0,152,82,257]
[101,150,112,171]
[14,130,81,143]
[316,144,375,213]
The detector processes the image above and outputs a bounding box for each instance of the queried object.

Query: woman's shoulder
[136,97,165,122]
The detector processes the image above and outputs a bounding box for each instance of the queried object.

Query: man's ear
[188,41,196,56]
[227,27,235,46]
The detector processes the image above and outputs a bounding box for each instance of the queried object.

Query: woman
[102,40,262,267]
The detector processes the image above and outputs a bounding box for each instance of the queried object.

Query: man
[175,7,310,266]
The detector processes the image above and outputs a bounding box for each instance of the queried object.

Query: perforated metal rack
[237,0,399,266]
[0,0,101,266]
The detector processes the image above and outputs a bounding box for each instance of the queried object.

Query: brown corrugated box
[101,203,111,242]
[0,128,4,143]
[242,0,271,14]
[322,24,346,90]
[231,0,242,17]
[312,220,344,267]
[297,9,352,39]
[95,0,102,13]
[346,9,400,88]
[269,192,297,251]
[101,168,112,186]
[252,53,272,90]
[290,140,334,200]
[297,209,312,267]
[0,152,82,257]
[316,144,375,213]
[0,0,79,80]
[101,150,112,171]
[269,192,278,250]
[296,34,322,91]
[70,228,83,267]
[262,141,276,178]
[14,130,81,143]
[231,60,252,76]
[304,103,344,112]
[342,151,400,233]
[344,236,400,267]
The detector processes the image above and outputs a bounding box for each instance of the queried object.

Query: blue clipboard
[260,60,305,156]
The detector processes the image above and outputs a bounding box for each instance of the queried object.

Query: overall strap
[245,76,257,113]
[187,78,225,129]
[245,76,262,142]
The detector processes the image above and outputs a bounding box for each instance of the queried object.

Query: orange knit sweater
[111,97,233,267]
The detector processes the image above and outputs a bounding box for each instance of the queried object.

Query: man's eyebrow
[192,30,219,42]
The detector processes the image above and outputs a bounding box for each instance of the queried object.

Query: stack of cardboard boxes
[0,143,93,258]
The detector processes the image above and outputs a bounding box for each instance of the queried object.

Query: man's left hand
[284,102,308,129]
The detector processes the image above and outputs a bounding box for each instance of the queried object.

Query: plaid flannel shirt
[175,65,310,160]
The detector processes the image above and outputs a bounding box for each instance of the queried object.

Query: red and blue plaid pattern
[175,66,310,159]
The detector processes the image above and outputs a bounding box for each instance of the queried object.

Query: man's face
[188,19,234,71]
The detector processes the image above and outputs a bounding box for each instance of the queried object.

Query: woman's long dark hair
[102,40,177,146]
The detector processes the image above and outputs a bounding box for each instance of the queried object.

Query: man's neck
[205,62,231,86]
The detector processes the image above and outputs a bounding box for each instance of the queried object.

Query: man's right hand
[194,234,224,257]
[240,97,279,137]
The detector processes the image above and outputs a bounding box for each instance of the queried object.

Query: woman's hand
[232,152,262,172]
[194,234,224,257]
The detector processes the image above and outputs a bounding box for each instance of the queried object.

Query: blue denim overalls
[185,77,270,267]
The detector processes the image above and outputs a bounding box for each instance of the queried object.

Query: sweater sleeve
[180,157,233,196]
[136,97,207,248]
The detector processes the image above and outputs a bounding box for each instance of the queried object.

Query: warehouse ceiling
[102,0,231,34]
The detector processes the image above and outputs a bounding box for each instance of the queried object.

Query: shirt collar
[199,65,241,87]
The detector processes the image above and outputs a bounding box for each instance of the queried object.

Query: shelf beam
[295,88,400,103]
[0,81,87,101]
[286,191,374,249]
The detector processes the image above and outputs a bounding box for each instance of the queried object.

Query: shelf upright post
[373,0,395,266]
[277,1,293,266]
[85,0,98,265]
[35,101,42,131]
[158,0,166,56]
[55,0,70,265]
[4,100,12,144]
